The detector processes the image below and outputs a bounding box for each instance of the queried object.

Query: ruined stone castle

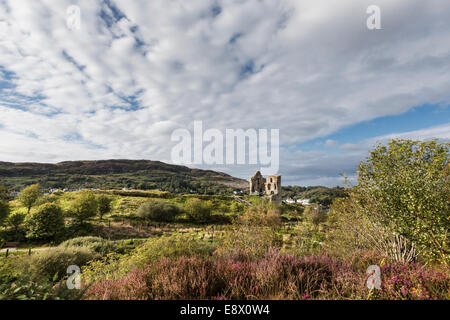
[249,171,281,202]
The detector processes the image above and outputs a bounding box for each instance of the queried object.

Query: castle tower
[249,171,265,195]
[265,175,281,202]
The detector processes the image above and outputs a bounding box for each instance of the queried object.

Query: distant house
[284,198,296,204]
[297,199,310,205]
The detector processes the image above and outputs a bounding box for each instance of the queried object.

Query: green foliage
[0,184,9,201]
[137,200,181,222]
[25,247,99,281]
[82,234,216,283]
[184,198,212,223]
[0,200,10,226]
[59,236,116,255]
[130,234,216,267]
[6,212,25,232]
[304,205,328,226]
[97,194,112,219]
[24,203,65,241]
[282,186,348,206]
[356,139,449,264]
[69,191,98,225]
[18,184,42,214]
[230,202,244,213]
[216,202,282,261]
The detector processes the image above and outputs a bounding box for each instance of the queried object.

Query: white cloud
[0,0,449,185]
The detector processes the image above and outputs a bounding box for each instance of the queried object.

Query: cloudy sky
[0,0,449,186]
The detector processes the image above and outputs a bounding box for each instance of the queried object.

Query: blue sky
[0,0,449,186]
[298,104,449,152]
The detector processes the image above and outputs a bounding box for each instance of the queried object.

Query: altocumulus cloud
[0,0,449,186]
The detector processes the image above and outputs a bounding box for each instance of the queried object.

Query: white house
[297,199,310,205]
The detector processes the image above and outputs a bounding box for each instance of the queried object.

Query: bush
[59,236,116,255]
[137,200,181,222]
[304,205,327,226]
[84,249,363,300]
[216,202,282,261]
[184,198,212,223]
[24,203,65,241]
[26,247,99,281]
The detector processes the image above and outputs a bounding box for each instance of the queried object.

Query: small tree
[25,203,65,241]
[356,139,449,264]
[18,184,42,214]
[69,191,98,225]
[184,198,212,223]
[97,195,112,220]
[0,200,10,226]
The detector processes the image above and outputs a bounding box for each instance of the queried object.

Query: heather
[84,249,449,300]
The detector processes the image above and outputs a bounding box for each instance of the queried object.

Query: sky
[0,0,449,186]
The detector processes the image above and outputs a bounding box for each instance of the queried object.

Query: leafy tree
[25,203,65,240]
[69,191,98,225]
[97,195,112,219]
[0,200,10,226]
[18,184,43,214]
[184,198,212,223]
[355,139,449,264]
[7,212,25,233]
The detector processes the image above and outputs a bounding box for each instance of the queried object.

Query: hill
[0,160,248,194]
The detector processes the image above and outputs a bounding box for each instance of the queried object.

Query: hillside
[0,160,248,194]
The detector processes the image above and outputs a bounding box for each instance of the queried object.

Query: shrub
[69,191,98,225]
[184,198,212,223]
[374,263,450,300]
[84,249,363,300]
[59,236,116,254]
[137,200,181,222]
[216,203,282,261]
[25,247,99,281]
[37,194,58,205]
[328,196,419,264]
[24,203,65,241]
[304,205,327,226]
